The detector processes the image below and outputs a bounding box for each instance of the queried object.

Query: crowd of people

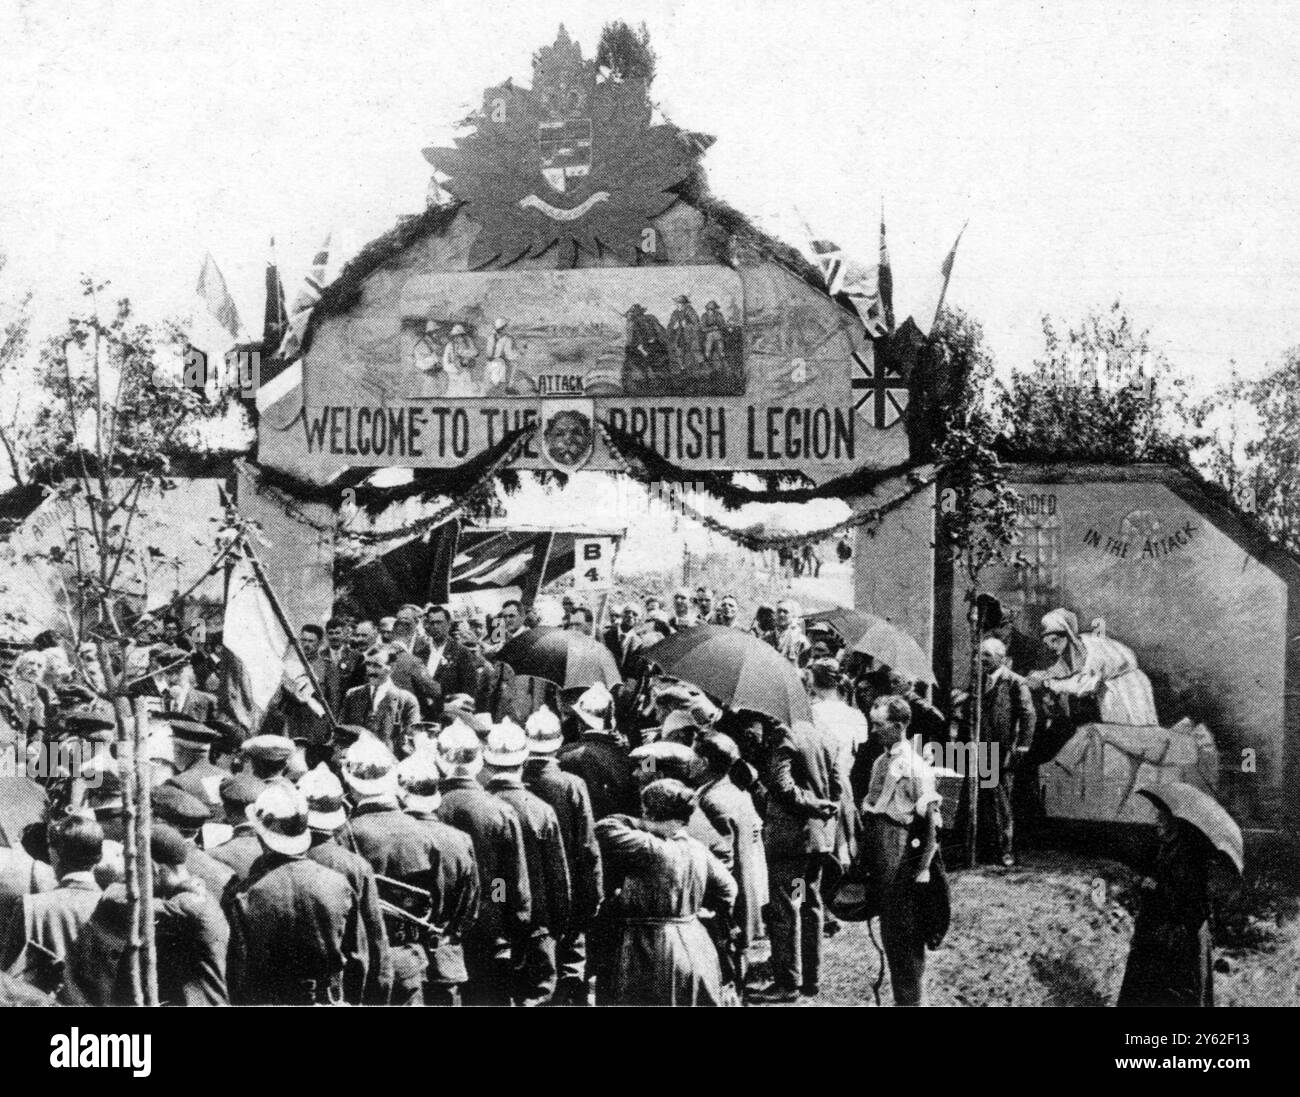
[0,589,1217,1008]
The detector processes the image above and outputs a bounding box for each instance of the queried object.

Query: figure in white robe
[1032,608,1159,727]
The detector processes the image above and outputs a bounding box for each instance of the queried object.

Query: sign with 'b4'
[573,537,614,591]
[183,346,259,398]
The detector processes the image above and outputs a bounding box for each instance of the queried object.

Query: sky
[4,0,1300,389]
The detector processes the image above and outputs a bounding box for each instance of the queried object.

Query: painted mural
[397,267,747,399]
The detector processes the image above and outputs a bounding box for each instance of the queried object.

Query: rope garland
[239,423,537,546]
[598,419,920,508]
[597,418,935,551]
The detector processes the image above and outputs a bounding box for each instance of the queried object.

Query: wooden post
[965,602,985,869]
[113,695,143,1006]
[133,696,158,1006]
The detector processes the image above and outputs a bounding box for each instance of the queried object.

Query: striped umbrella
[496,626,621,691]
[640,624,814,729]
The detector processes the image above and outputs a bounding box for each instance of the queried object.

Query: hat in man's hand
[246,782,312,857]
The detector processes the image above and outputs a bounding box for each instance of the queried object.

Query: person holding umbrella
[1117,783,1241,1007]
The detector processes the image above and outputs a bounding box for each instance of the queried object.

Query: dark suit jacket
[762,722,842,860]
[523,757,603,929]
[402,809,482,986]
[388,650,443,720]
[557,732,639,820]
[486,776,571,936]
[435,777,531,951]
[981,669,1037,759]
[342,683,421,754]
[336,648,366,694]
[4,872,102,981]
[224,852,364,1004]
[305,837,392,1004]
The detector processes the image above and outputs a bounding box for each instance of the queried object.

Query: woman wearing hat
[1117,795,1217,1007]
[593,778,737,1005]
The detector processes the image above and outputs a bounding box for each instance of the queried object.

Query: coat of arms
[423,25,711,269]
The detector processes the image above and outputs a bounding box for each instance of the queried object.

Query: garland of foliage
[237,423,537,545]
[598,419,921,508]
[597,418,935,551]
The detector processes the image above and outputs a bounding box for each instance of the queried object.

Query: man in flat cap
[239,734,296,781]
[208,774,268,883]
[524,706,602,1005]
[434,721,532,1005]
[224,782,365,1005]
[397,749,481,1006]
[340,738,453,1005]
[152,783,236,901]
[299,763,392,1005]
[484,719,571,1006]
[164,716,228,819]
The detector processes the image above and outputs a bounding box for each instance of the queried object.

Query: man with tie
[342,647,421,756]
[137,646,218,721]
[420,604,478,701]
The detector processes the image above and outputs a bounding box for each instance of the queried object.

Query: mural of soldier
[621,303,672,394]
[486,318,517,394]
[667,293,701,377]
[700,299,727,365]
[440,322,482,398]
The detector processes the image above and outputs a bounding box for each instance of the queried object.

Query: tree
[0,248,33,486]
[994,301,1195,464]
[596,20,656,83]
[23,277,250,1004]
[1193,348,1300,554]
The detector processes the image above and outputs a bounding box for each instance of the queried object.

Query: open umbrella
[640,624,814,728]
[496,627,621,691]
[1135,782,1244,876]
[805,608,936,686]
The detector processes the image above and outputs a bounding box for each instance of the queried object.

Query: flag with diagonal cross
[851,346,908,429]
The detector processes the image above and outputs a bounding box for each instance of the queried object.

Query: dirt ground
[750,849,1300,1007]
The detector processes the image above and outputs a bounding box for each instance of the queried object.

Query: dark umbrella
[1135,782,1244,876]
[640,624,814,728]
[0,772,48,849]
[496,627,622,691]
[805,608,936,686]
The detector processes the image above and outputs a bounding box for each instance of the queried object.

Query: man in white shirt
[860,694,943,1005]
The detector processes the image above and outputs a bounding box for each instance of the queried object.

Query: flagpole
[237,533,339,729]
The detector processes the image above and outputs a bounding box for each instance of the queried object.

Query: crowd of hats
[69,666,746,875]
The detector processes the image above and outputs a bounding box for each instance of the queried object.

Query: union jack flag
[851,348,908,429]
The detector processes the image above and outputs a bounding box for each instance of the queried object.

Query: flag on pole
[196,253,243,339]
[911,222,967,337]
[222,548,324,732]
[277,233,332,360]
[877,208,895,335]
[797,210,891,338]
[262,237,288,354]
